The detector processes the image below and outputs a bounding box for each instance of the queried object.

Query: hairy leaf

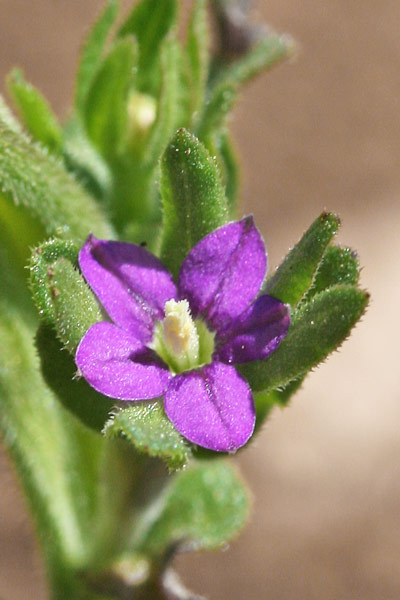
[118,0,178,93]
[160,128,228,277]
[84,38,136,158]
[30,239,102,351]
[138,461,249,559]
[0,119,114,243]
[264,212,340,306]
[215,131,239,214]
[0,303,133,575]
[186,0,209,128]
[304,244,360,301]
[76,0,119,110]
[7,68,62,152]
[143,37,181,166]
[63,118,113,201]
[103,401,191,471]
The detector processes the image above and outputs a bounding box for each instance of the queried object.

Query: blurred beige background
[1,1,400,598]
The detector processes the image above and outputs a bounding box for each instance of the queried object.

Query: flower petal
[164,362,255,452]
[76,321,171,400]
[79,235,177,343]
[215,295,290,364]
[178,217,266,331]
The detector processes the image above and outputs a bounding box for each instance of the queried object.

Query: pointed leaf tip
[264,211,340,306]
[160,128,228,277]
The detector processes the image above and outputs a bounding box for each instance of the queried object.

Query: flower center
[152,299,215,374]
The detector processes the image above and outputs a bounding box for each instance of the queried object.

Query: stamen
[163,299,199,366]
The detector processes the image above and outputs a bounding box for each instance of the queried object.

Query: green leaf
[160,128,229,277]
[254,246,360,427]
[240,285,369,393]
[36,323,113,431]
[186,0,209,128]
[84,37,136,157]
[63,117,113,202]
[29,239,102,352]
[304,244,360,300]
[138,460,249,559]
[0,303,130,575]
[215,131,239,215]
[103,401,191,471]
[264,212,340,306]
[7,68,62,152]
[0,302,169,600]
[0,119,114,243]
[118,0,178,92]
[75,0,119,110]
[143,37,181,166]
[197,33,293,140]
[195,79,236,142]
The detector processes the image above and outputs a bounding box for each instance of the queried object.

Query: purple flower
[75,217,290,452]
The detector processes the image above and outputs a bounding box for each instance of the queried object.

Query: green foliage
[29,239,77,322]
[7,68,63,152]
[216,132,239,214]
[118,0,178,93]
[264,212,340,306]
[138,461,249,559]
[0,303,136,581]
[84,38,137,158]
[29,239,102,351]
[253,238,362,429]
[103,401,191,471]
[62,118,113,201]
[160,128,228,276]
[0,2,369,598]
[142,37,181,166]
[75,0,119,110]
[241,285,369,392]
[0,119,114,243]
[186,0,209,128]
[304,244,360,300]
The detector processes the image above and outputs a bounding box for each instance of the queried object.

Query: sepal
[29,239,102,352]
[103,401,192,471]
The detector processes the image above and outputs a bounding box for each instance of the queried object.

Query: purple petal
[215,295,290,364]
[164,362,255,452]
[178,217,266,331]
[76,321,171,400]
[79,236,177,343]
